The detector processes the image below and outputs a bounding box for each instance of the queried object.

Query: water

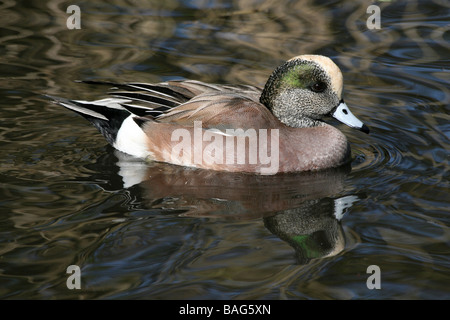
[0,0,448,300]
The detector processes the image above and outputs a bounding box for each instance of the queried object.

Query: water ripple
[0,0,448,300]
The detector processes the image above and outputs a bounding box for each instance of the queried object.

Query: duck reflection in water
[109,151,358,264]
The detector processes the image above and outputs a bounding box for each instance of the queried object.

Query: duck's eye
[310,82,327,93]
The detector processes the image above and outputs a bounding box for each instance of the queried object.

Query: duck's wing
[78,80,201,117]
[155,90,278,130]
[79,80,275,130]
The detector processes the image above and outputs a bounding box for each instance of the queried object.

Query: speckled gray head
[260,55,369,134]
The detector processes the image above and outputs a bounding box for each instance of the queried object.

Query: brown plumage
[51,55,369,174]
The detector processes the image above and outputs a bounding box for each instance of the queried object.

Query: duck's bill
[332,101,370,134]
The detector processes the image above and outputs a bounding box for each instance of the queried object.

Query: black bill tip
[360,124,370,134]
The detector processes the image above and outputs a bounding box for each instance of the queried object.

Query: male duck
[51,55,369,174]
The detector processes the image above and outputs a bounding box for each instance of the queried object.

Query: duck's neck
[272,110,325,128]
[260,87,325,129]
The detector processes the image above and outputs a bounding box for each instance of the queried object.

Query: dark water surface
[0,0,448,299]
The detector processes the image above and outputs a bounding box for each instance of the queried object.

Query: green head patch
[260,59,329,110]
[281,63,317,89]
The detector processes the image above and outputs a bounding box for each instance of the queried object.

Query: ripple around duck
[0,0,448,300]
[351,139,404,175]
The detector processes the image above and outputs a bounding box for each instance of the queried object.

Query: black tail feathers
[48,95,130,146]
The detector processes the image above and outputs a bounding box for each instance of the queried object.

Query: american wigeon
[51,55,369,174]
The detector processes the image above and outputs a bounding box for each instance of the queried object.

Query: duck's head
[260,55,369,134]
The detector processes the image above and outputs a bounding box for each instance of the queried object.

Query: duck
[50,55,369,175]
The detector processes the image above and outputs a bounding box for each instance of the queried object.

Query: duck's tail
[47,95,133,146]
[49,95,153,159]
